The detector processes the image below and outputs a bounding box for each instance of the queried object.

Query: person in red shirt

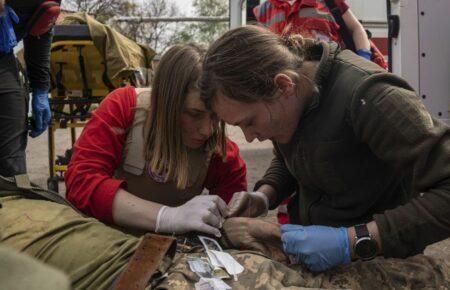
[65,43,247,238]
[253,0,387,69]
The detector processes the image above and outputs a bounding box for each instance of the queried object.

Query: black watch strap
[354,224,370,238]
[354,223,378,260]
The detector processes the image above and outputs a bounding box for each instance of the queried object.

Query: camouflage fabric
[1,195,449,290]
[289,255,450,289]
[156,249,450,290]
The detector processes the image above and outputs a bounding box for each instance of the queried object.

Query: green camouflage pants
[1,196,449,290]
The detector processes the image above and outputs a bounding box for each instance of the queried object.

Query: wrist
[367,221,382,253]
[256,184,277,208]
[356,48,372,60]
[347,221,382,260]
[251,191,269,216]
[155,205,169,233]
[347,226,356,259]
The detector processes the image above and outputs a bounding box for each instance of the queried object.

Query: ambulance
[230,0,450,124]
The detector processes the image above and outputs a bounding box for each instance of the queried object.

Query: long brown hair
[144,43,226,189]
[201,25,315,107]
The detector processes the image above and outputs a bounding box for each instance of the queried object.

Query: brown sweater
[255,42,450,258]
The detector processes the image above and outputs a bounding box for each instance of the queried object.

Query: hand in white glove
[228,191,269,218]
[155,195,228,237]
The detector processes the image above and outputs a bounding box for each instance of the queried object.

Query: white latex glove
[155,195,228,237]
[228,191,269,218]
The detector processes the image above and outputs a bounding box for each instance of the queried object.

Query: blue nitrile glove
[356,48,372,60]
[281,224,351,272]
[30,88,51,138]
[0,5,19,53]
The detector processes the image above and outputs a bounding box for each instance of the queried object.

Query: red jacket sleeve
[65,87,137,224]
[204,139,248,203]
[336,0,349,13]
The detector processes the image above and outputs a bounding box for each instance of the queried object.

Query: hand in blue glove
[356,48,372,61]
[0,5,19,53]
[30,88,51,138]
[281,224,351,272]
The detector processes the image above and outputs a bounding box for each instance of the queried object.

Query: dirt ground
[25,125,450,263]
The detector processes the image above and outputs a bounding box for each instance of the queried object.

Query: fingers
[280,224,304,234]
[202,207,221,226]
[196,221,222,237]
[214,196,229,217]
[190,196,227,236]
[29,131,38,138]
[251,220,282,242]
[228,192,249,217]
[194,195,228,216]
[281,229,307,256]
[247,240,270,255]
[201,196,228,224]
[30,108,51,138]
[29,127,45,138]
[45,108,52,123]
[34,114,43,133]
[267,245,290,264]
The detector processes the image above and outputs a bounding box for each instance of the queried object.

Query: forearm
[24,31,52,90]
[351,79,450,258]
[373,185,450,258]
[342,10,370,51]
[351,26,370,51]
[112,188,163,232]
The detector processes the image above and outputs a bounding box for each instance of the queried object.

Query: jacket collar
[303,41,340,114]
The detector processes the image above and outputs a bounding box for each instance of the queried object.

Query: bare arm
[342,9,370,51]
[111,188,163,231]
[112,188,228,236]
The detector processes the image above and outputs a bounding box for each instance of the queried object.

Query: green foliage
[175,0,229,45]
[64,0,230,51]
[63,0,137,23]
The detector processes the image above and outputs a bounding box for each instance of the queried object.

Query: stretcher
[46,24,151,192]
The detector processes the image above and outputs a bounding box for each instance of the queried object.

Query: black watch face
[355,237,378,260]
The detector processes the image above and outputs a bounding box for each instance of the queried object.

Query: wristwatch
[353,224,378,260]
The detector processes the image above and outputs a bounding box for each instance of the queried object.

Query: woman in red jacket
[65,44,247,238]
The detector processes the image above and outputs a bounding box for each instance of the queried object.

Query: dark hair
[201,25,311,107]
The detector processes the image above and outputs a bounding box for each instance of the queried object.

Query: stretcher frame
[47,25,132,192]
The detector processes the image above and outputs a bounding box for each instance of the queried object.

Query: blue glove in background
[281,224,351,272]
[356,48,372,60]
[30,88,51,138]
[0,5,19,53]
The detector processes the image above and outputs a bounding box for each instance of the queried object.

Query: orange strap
[112,234,176,290]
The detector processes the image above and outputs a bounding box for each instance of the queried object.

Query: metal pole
[114,16,229,23]
[229,0,245,29]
